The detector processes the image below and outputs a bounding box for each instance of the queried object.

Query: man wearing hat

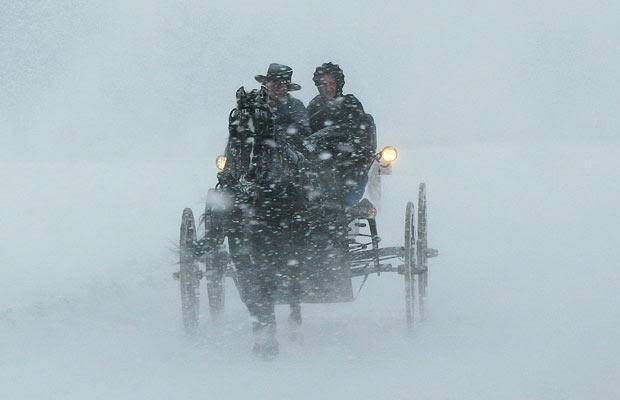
[255,63,311,147]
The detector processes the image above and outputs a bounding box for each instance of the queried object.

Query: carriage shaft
[349,246,404,262]
[350,263,399,277]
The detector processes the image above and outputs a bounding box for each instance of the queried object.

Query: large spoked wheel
[204,195,226,316]
[179,208,200,334]
[417,183,428,320]
[404,201,416,333]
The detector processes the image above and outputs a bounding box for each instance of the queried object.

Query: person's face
[264,79,288,98]
[318,74,338,99]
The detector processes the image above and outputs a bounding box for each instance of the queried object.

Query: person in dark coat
[256,63,311,150]
[306,62,377,207]
[295,64,378,314]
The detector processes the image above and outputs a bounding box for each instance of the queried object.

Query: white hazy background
[1,1,619,399]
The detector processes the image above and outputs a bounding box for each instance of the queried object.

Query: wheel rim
[204,198,226,316]
[404,201,415,332]
[417,183,428,319]
[180,208,200,333]
[205,246,226,315]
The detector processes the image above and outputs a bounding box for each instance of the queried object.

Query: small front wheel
[205,246,226,316]
[203,195,228,317]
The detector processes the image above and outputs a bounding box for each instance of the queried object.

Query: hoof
[252,340,279,360]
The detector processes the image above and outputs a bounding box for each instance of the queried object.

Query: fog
[3,0,618,160]
[1,1,619,399]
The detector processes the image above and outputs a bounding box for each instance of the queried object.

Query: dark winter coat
[307,94,362,133]
[306,94,377,205]
[270,94,311,151]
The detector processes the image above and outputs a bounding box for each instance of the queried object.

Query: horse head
[221,86,298,202]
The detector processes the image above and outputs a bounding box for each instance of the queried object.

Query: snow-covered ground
[2,1,619,398]
[1,143,618,400]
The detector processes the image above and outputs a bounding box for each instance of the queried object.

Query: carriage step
[426,248,439,258]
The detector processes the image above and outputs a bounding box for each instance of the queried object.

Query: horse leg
[287,244,303,343]
[248,228,279,359]
[288,302,302,343]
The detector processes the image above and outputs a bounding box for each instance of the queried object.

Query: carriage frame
[174,158,438,334]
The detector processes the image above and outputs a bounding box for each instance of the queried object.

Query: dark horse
[218,87,307,359]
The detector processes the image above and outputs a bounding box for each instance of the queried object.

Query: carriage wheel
[204,198,226,316]
[417,183,428,320]
[404,201,416,332]
[204,246,226,316]
[179,208,200,334]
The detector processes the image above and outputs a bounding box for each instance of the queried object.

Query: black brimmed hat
[255,63,301,91]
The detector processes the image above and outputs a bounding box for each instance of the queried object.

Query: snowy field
[1,143,618,400]
[2,1,619,398]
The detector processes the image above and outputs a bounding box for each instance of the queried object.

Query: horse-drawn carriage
[173,87,439,335]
